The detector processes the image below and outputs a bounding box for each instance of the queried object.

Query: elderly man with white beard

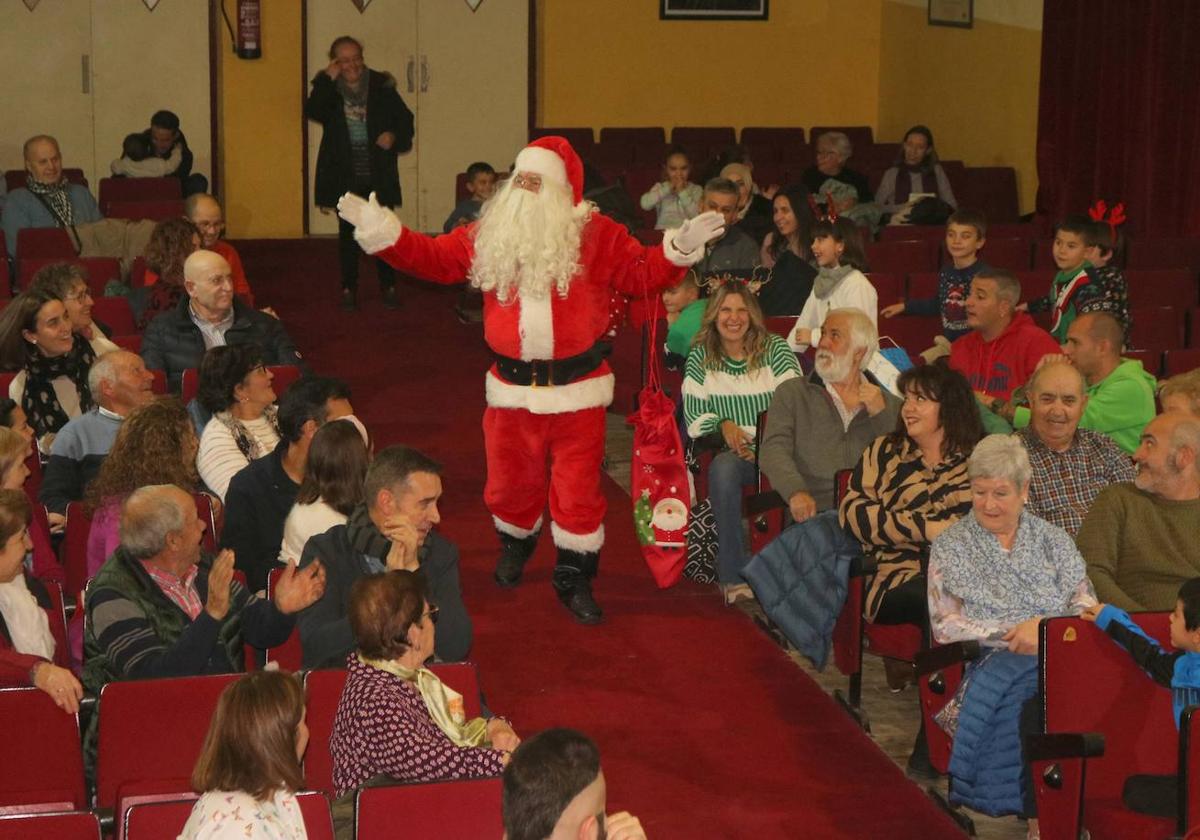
[759,308,901,521]
[336,136,725,623]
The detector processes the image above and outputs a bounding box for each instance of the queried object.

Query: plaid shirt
[1018,426,1136,536]
[140,561,203,620]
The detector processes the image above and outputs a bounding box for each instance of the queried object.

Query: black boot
[494,530,539,588]
[553,548,602,625]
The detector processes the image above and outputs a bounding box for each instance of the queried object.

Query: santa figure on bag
[337,136,724,623]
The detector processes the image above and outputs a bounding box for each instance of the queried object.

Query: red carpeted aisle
[245,240,964,839]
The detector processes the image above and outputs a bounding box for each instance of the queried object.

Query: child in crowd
[788,217,876,351]
[1082,578,1200,818]
[442,161,497,233]
[663,273,704,360]
[1080,217,1131,339]
[1028,215,1100,342]
[639,146,702,230]
[881,209,988,342]
[110,132,182,178]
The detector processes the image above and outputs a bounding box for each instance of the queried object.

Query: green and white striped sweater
[683,333,801,439]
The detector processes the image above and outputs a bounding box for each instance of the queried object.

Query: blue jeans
[708,451,757,583]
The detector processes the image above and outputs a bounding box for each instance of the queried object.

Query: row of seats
[2,174,183,219]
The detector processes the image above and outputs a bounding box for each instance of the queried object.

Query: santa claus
[337,136,723,623]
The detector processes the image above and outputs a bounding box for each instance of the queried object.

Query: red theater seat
[104,200,185,222]
[15,228,75,260]
[97,177,182,214]
[1126,238,1200,271]
[1125,269,1199,308]
[355,778,502,840]
[809,126,874,150]
[973,237,1032,271]
[0,811,99,840]
[740,127,806,167]
[91,296,137,337]
[865,240,937,275]
[0,687,86,813]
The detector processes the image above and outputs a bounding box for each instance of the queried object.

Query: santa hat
[513,136,584,205]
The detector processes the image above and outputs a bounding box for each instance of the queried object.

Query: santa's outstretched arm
[608,210,726,297]
[337,191,473,286]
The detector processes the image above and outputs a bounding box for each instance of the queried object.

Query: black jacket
[220,440,299,593]
[140,295,304,391]
[137,128,194,180]
[305,70,414,208]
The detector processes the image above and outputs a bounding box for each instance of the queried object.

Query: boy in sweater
[442,161,497,233]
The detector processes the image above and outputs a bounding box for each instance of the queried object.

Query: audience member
[140,250,303,391]
[1077,412,1200,611]
[787,218,875,352]
[138,217,202,329]
[1016,361,1135,535]
[503,727,648,840]
[0,398,35,446]
[0,489,79,708]
[443,161,498,233]
[279,418,369,568]
[140,109,207,196]
[110,132,182,179]
[220,376,353,592]
[0,427,61,589]
[196,344,280,502]
[683,285,801,603]
[186,194,256,307]
[297,446,470,668]
[720,162,773,244]
[640,146,701,231]
[800,132,873,213]
[85,398,200,581]
[39,351,155,519]
[30,263,119,356]
[757,185,817,317]
[330,570,516,798]
[882,209,987,342]
[1160,369,1200,417]
[1078,217,1130,337]
[948,268,1058,405]
[1,136,102,261]
[0,288,96,449]
[762,308,900,522]
[662,273,704,360]
[874,125,958,217]
[1027,215,1102,342]
[691,178,758,277]
[306,34,415,310]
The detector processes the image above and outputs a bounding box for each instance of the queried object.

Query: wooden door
[305,1,420,235]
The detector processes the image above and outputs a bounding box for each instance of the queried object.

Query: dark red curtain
[1037,1,1200,237]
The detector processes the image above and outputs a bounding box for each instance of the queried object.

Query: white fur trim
[485,370,614,415]
[354,208,403,255]
[514,146,568,191]
[493,515,543,539]
[518,292,554,360]
[661,227,704,267]
[551,521,605,552]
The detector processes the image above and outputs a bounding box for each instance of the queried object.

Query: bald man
[186,194,255,307]
[140,249,303,390]
[2,135,102,261]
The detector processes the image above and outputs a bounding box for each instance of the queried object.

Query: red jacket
[949,312,1060,401]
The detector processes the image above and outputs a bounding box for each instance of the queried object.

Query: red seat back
[1016,270,1055,304]
[62,502,93,599]
[1129,305,1185,352]
[957,166,1020,224]
[269,365,303,398]
[740,127,805,167]
[1126,237,1200,271]
[866,272,904,308]
[15,229,75,260]
[149,369,166,395]
[0,688,86,812]
[97,177,182,214]
[809,126,874,151]
[1125,268,1199,308]
[879,226,943,243]
[0,811,99,839]
[865,240,937,275]
[1166,348,1200,377]
[104,200,186,222]
[355,778,502,840]
[91,296,137,337]
[973,237,1032,271]
[1033,238,1057,269]
[17,257,122,297]
[180,368,200,406]
[599,127,665,148]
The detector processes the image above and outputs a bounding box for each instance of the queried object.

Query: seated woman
[180,670,309,840]
[29,263,119,357]
[196,344,280,502]
[0,427,62,588]
[720,162,774,245]
[0,288,96,451]
[928,434,1097,833]
[330,570,518,800]
[0,488,81,710]
[874,125,958,220]
[683,284,801,604]
[800,132,873,215]
[279,418,370,563]
[0,398,35,447]
[757,186,817,316]
[137,216,201,329]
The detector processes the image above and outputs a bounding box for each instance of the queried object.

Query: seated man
[296,445,470,668]
[39,351,156,521]
[186,193,255,307]
[82,484,325,694]
[2,135,102,261]
[220,376,353,592]
[1016,361,1134,535]
[692,177,759,278]
[1077,412,1200,611]
[502,728,647,840]
[760,308,901,519]
[949,267,1059,410]
[140,250,303,391]
[140,109,207,196]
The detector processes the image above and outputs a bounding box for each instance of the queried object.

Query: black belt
[493,342,609,387]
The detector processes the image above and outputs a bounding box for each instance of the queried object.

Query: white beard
[469,178,591,303]
[815,348,856,383]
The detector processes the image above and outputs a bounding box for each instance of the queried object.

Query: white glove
[674,210,725,254]
[336,191,403,254]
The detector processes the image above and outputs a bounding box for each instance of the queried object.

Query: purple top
[86,500,122,582]
[330,653,505,797]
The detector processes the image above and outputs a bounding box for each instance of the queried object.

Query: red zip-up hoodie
[949,312,1061,401]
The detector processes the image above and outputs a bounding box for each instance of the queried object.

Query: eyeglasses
[420,606,440,625]
[65,288,93,302]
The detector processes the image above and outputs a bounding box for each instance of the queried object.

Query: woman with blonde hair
[179,670,309,839]
[0,426,62,587]
[683,284,800,602]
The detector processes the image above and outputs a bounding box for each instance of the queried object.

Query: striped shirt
[197,415,281,502]
[683,334,800,439]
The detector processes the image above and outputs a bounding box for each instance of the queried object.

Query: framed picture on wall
[659,0,768,21]
[928,0,973,28]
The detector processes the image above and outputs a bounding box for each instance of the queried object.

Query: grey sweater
[40,408,122,514]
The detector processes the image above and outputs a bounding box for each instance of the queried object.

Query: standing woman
[306,35,415,312]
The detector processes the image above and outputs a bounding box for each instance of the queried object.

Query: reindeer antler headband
[1088,199,1127,243]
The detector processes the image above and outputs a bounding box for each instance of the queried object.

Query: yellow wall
[877,1,1042,214]
[217,0,304,238]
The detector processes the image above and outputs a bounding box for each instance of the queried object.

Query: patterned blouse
[1017,426,1135,536]
[178,790,306,840]
[330,653,506,797]
[839,434,973,621]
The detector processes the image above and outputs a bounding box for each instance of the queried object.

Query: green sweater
[666,299,706,358]
[682,333,800,438]
[1076,482,1200,611]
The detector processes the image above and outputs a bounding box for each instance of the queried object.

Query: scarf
[362,656,491,748]
[0,574,56,661]
[23,334,95,437]
[813,264,854,299]
[336,68,370,108]
[213,405,279,461]
[346,504,431,566]
[26,177,74,228]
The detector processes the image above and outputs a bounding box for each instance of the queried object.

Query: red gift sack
[627,316,689,588]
